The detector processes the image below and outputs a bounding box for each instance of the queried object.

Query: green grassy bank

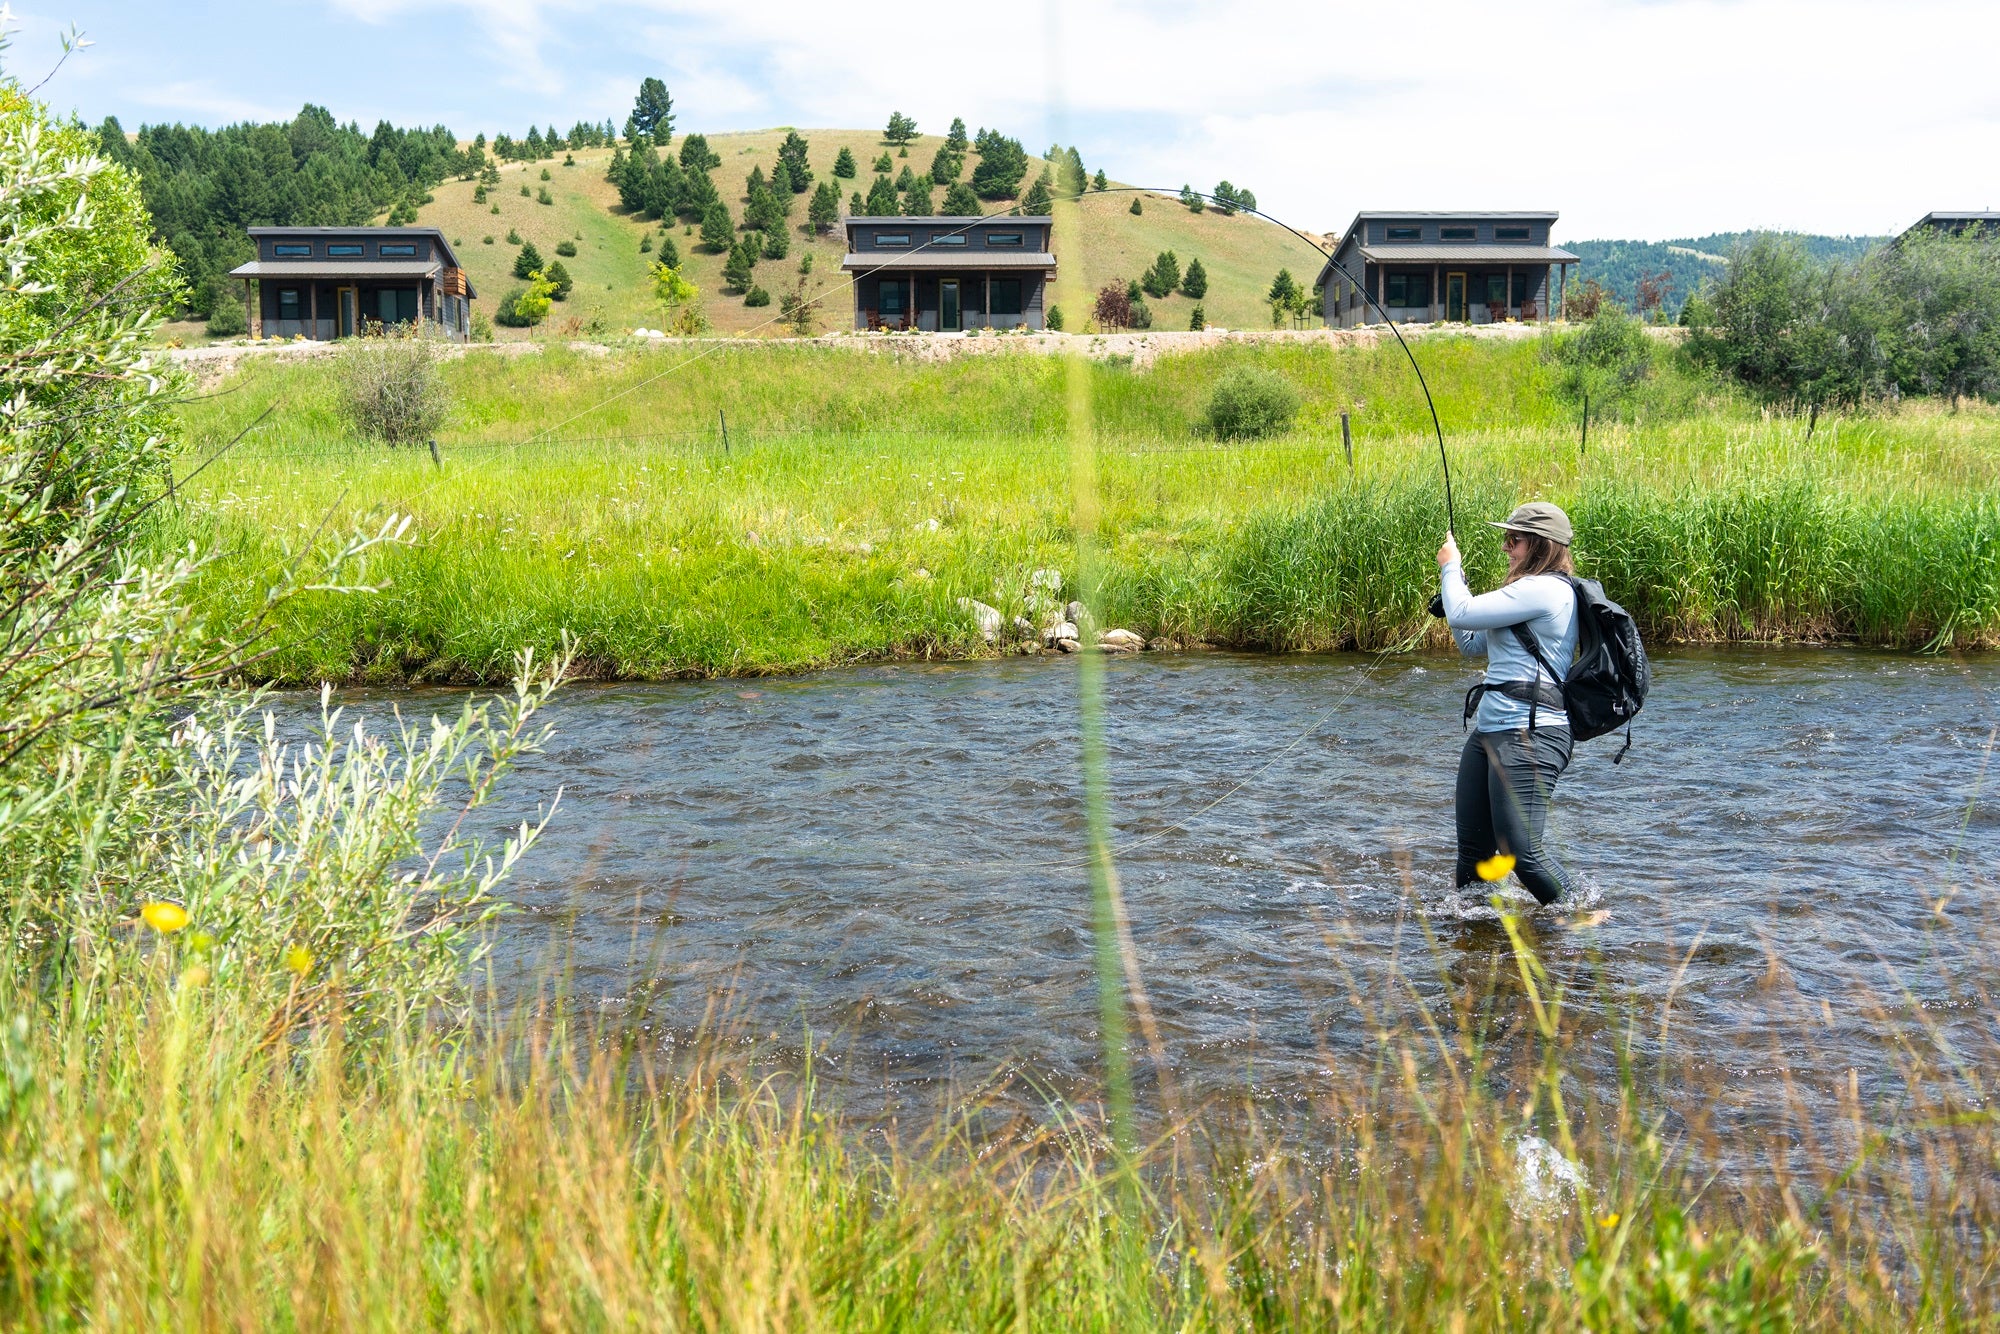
[165,339,2000,683]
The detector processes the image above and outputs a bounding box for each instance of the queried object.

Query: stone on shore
[1098,628,1144,652]
[957,598,1002,644]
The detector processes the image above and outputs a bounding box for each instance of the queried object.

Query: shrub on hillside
[1046,304,1064,331]
[1189,304,1205,331]
[1204,367,1299,440]
[1181,257,1208,299]
[338,329,451,445]
[1129,196,1142,216]
[833,146,857,178]
[512,241,543,279]
[744,285,771,307]
[555,238,578,256]
[1093,283,1133,330]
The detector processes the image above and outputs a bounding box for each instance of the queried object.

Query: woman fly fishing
[1435,502,1582,906]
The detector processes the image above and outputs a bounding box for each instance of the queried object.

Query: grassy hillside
[406,129,1324,339]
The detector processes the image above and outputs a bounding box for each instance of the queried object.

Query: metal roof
[228,260,444,279]
[1347,210,1560,220]
[245,225,463,269]
[840,251,1057,271]
[842,215,1053,226]
[1356,244,1579,264]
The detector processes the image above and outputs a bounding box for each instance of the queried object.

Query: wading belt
[1462,676,1566,732]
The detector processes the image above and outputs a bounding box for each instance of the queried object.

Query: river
[342,650,1999,1141]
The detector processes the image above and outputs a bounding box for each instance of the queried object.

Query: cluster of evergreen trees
[1177,181,1258,216]
[489,121,615,162]
[93,105,467,318]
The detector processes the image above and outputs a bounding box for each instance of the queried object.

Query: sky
[14,0,2000,241]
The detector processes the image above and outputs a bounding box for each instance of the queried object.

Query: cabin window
[1495,226,1530,241]
[1440,226,1476,240]
[874,233,910,247]
[930,233,967,246]
[1512,272,1531,304]
[273,244,311,257]
[1385,273,1431,307]
[985,233,1024,247]
[328,243,364,256]
[376,288,419,324]
[379,243,417,256]
[1485,274,1509,307]
[1385,226,1420,241]
[989,278,1023,316]
[276,289,301,318]
[878,279,906,315]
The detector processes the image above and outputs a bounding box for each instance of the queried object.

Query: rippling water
[334,650,2000,1136]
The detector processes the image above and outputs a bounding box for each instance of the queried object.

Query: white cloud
[127,80,292,124]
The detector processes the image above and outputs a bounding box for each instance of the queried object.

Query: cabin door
[939,280,961,332]
[336,287,357,338]
[1445,273,1468,322]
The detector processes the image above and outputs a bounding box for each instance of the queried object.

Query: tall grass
[7,913,1996,1330]
[162,343,2000,681]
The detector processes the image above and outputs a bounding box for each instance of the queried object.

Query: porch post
[308,283,318,339]
[1506,264,1513,322]
[248,281,261,339]
[1432,264,1439,321]
[1375,265,1383,323]
[1558,264,1567,321]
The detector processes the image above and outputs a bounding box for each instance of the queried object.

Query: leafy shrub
[536,186,553,205]
[1093,283,1133,330]
[1046,304,1064,331]
[744,285,771,307]
[482,235,494,244]
[539,167,551,180]
[469,310,494,341]
[639,234,653,253]
[1129,196,1142,216]
[506,227,521,244]
[205,300,247,336]
[1128,298,1153,330]
[337,329,451,445]
[555,238,578,257]
[1204,367,1299,440]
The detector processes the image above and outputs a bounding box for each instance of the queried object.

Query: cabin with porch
[228,226,475,340]
[1900,210,2000,241]
[840,216,1056,331]
[1318,211,1578,328]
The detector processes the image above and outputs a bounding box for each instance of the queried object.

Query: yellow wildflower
[141,902,190,934]
[1475,853,1517,882]
[283,944,314,977]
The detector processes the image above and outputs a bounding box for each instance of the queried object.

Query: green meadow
[164,336,2000,683]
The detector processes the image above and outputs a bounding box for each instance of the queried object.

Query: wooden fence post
[1340,409,1353,472]
[720,409,730,454]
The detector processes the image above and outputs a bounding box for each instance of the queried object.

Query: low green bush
[1204,366,1298,439]
[205,300,247,336]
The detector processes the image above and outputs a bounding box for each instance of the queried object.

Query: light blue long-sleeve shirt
[1442,563,1578,733]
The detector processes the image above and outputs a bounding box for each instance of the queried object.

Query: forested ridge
[1564,231,1890,316]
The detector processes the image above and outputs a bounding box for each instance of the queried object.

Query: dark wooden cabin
[228,226,475,340]
[1900,211,2000,241]
[840,216,1056,331]
[1318,211,1578,328]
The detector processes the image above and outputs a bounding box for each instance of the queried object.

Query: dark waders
[1453,727,1577,905]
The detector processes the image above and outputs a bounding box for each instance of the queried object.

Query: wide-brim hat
[1488,501,1572,546]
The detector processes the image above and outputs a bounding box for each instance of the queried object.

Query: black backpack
[1512,576,1651,763]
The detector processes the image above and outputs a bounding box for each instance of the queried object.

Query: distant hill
[1560,232,1891,316]
[407,128,1319,339]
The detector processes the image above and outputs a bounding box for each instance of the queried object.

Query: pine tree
[763,225,789,260]
[1188,304,1205,331]
[1126,278,1143,305]
[1020,167,1054,215]
[1268,268,1299,310]
[894,164,917,193]
[833,146,857,179]
[745,185,782,234]
[723,240,756,292]
[1129,196,1143,216]
[884,110,918,147]
[770,159,793,198]
[680,168,719,220]
[701,200,734,252]
[657,233,680,269]
[865,174,901,216]
[777,131,812,191]
[631,78,675,141]
[808,179,841,233]
[930,143,962,182]
[903,175,933,216]
[873,151,893,175]
[850,190,864,215]
[1093,168,1108,191]
[1213,181,1238,216]
[946,117,968,151]
[941,180,980,216]
[545,259,573,300]
[678,134,719,171]
[746,165,766,198]
[1180,184,1204,214]
[512,241,543,279]
[1181,257,1208,299]
[1143,250,1180,299]
[969,135,1028,200]
[525,126,545,158]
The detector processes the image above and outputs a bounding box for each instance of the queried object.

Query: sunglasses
[1503,531,1526,548]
